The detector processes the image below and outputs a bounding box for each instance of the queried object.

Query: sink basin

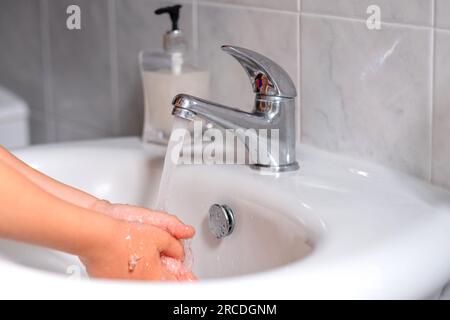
[1,137,450,299]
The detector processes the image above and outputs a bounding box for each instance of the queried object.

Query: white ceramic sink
[1,137,450,299]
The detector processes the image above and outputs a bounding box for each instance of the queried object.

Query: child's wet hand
[92,200,195,240]
[80,220,188,281]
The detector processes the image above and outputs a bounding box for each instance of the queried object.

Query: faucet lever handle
[221,45,297,98]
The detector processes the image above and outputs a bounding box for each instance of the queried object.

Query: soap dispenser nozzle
[155,4,182,31]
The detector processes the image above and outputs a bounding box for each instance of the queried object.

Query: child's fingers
[158,233,185,261]
[161,256,197,282]
[160,270,178,281]
[144,210,195,239]
[105,205,196,239]
[177,272,198,282]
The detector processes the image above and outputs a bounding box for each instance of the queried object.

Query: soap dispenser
[140,4,210,145]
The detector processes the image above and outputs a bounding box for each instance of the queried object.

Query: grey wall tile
[55,117,109,142]
[302,0,433,26]
[436,0,450,29]
[47,0,115,135]
[116,0,194,135]
[197,3,299,113]
[29,109,53,145]
[0,0,44,111]
[432,31,450,189]
[301,16,432,178]
[199,0,299,11]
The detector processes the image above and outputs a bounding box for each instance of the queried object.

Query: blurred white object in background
[0,86,29,149]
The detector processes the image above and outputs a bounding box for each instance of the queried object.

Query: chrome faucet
[171,45,299,172]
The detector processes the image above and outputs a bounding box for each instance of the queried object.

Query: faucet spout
[170,46,299,173]
[172,94,269,130]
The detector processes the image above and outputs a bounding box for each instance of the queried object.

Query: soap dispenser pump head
[155,4,187,58]
[155,4,187,74]
[155,4,182,31]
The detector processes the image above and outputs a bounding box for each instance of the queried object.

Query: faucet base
[250,162,300,173]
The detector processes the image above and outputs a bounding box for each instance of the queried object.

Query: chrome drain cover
[208,204,235,239]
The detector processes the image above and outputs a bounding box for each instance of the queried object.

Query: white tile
[199,0,298,11]
[0,0,44,111]
[432,31,450,189]
[116,0,194,135]
[47,0,115,133]
[197,4,299,113]
[301,16,432,178]
[302,0,433,26]
[436,0,450,29]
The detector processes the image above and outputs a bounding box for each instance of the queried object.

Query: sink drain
[208,204,235,239]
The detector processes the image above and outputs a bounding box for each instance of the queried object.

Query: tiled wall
[300,0,448,190]
[0,0,449,190]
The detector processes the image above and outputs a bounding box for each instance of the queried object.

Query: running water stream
[155,118,188,211]
[155,118,195,278]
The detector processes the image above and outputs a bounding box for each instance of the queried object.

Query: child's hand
[80,220,193,281]
[88,201,197,281]
[92,200,195,240]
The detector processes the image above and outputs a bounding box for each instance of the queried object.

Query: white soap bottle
[140,4,210,145]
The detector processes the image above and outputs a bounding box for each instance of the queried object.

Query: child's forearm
[0,160,115,257]
[0,147,196,241]
[0,146,100,210]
